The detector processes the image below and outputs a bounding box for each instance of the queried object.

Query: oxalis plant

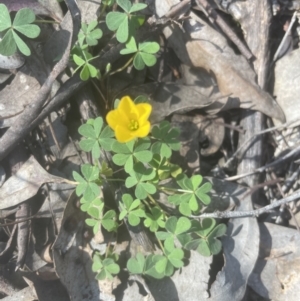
[73,96,227,280]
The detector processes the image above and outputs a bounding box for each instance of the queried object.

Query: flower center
[128,119,139,131]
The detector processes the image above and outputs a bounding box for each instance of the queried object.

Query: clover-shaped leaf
[79,117,115,159]
[0,4,40,56]
[112,138,152,173]
[144,206,165,232]
[144,254,165,279]
[106,0,146,43]
[78,20,102,46]
[92,254,120,280]
[151,121,180,158]
[184,218,227,256]
[168,174,212,216]
[156,216,191,249]
[127,252,145,274]
[120,37,160,70]
[73,164,100,202]
[86,207,118,234]
[72,49,100,81]
[119,194,145,226]
[80,195,103,212]
[125,162,156,199]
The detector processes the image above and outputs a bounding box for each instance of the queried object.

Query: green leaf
[129,3,147,13]
[144,207,165,232]
[79,118,115,159]
[144,255,165,279]
[117,0,132,13]
[196,218,216,237]
[85,218,97,227]
[128,213,140,226]
[81,164,99,181]
[127,253,145,274]
[80,64,90,81]
[14,24,40,38]
[151,121,181,159]
[140,52,156,67]
[12,31,30,55]
[116,17,129,43]
[133,53,145,70]
[13,8,36,26]
[106,12,126,31]
[139,41,160,53]
[0,30,16,56]
[165,216,191,235]
[73,54,86,66]
[87,63,98,78]
[0,4,11,32]
[195,182,212,205]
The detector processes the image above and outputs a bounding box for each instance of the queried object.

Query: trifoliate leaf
[0,4,11,32]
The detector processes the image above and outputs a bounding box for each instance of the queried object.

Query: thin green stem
[159,186,192,194]
[156,237,165,254]
[105,178,125,182]
[109,56,134,76]
[35,20,59,24]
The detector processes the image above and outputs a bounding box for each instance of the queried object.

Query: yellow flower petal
[135,121,151,138]
[118,96,138,119]
[115,125,134,143]
[136,103,152,125]
[106,96,152,143]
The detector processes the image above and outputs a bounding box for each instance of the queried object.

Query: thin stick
[224,117,300,170]
[226,143,300,181]
[198,189,300,219]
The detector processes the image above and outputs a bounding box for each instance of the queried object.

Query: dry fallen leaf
[249,222,300,301]
[0,156,69,210]
[163,12,285,123]
[210,181,259,301]
[274,48,300,126]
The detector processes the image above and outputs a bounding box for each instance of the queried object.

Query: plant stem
[159,186,192,194]
[109,56,134,76]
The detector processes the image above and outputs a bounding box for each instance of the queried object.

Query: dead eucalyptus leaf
[53,192,100,301]
[163,13,285,122]
[273,48,300,126]
[120,82,215,124]
[210,182,259,301]
[0,156,68,210]
[249,222,300,301]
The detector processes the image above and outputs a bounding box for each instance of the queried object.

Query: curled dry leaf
[209,180,259,301]
[274,48,300,126]
[0,156,69,210]
[53,192,100,301]
[163,12,285,123]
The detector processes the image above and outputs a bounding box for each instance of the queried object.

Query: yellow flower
[106,96,152,143]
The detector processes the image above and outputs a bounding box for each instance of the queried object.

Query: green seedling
[78,20,103,46]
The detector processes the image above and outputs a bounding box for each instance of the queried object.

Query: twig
[0,0,81,161]
[225,143,300,181]
[195,0,253,60]
[224,117,300,170]
[198,189,300,219]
